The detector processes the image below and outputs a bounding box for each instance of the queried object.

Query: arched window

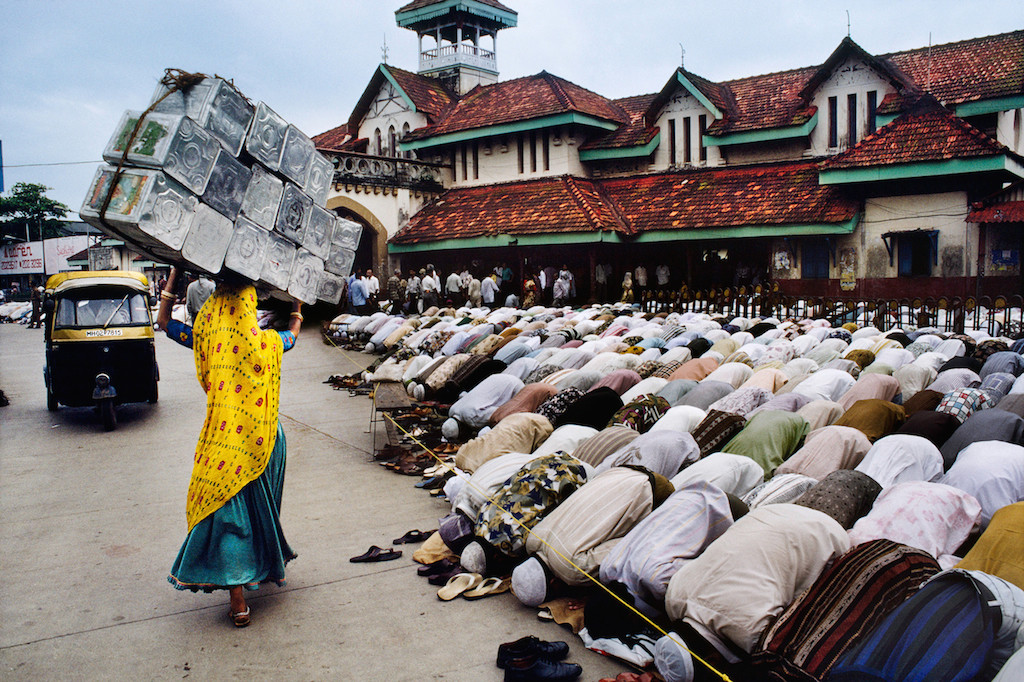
[402,123,412,158]
[389,125,397,157]
[374,128,382,155]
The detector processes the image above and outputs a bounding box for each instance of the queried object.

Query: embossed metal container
[279,125,314,187]
[239,163,283,231]
[325,243,356,277]
[152,78,254,157]
[80,166,197,262]
[203,150,252,221]
[224,216,271,281]
[245,102,288,172]
[260,233,297,291]
[138,172,199,255]
[305,152,334,207]
[81,165,158,230]
[103,111,219,195]
[302,204,335,260]
[332,217,363,252]
[151,79,215,120]
[275,183,312,244]
[317,271,346,305]
[201,80,254,157]
[287,248,324,304]
[181,204,233,274]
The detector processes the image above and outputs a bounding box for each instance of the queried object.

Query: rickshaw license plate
[86,329,124,337]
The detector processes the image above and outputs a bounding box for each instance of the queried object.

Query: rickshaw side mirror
[149,294,158,307]
[43,298,55,312]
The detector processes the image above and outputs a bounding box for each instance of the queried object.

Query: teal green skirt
[168,422,297,592]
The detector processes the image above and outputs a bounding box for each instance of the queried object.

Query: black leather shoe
[502,657,581,681]
[496,636,570,668]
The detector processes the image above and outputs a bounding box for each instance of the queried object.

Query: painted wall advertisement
[1,237,90,276]
[839,247,857,291]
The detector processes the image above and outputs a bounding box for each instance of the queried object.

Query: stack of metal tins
[79,75,361,304]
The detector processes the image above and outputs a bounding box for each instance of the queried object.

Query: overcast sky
[1,0,1020,213]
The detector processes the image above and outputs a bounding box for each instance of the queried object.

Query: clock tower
[395,0,518,95]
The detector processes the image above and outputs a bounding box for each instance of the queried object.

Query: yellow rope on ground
[382,409,729,679]
[319,329,730,678]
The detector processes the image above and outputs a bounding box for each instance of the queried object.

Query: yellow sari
[185,285,283,531]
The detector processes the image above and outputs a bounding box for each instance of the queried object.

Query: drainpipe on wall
[976,222,985,299]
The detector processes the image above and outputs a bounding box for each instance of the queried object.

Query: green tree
[0,182,70,243]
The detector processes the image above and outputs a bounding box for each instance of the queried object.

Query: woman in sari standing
[156,266,301,627]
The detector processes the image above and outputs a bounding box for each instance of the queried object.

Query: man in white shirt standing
[421,266,439,310]
[405,269,421,313]
[634,265,648,302]
[363,269,380,310]
[480,274,499,308]
[186,274,215,325]
[656,264,671,291]
[445,270,463,306]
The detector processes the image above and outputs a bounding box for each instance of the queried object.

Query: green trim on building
[876,113,898,128]
[954,94,1024,118]
[402,112,621,151]
[626,212,859,244]
[703,112,818,147]
[380,66,419,112]
[676,72,723,120]
[395,0,518,28]
[579,133,661,161]
[819,155,1024,184]
[389,213,860,252]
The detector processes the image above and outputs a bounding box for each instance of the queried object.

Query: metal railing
[324,152,447,194]
[640,285,1024,337]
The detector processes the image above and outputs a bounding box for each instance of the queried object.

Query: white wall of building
[996,107,1024,155]
[808,57,896,155]
[652,88,723,169]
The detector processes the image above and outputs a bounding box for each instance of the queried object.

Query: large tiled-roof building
[314,1,1024,301]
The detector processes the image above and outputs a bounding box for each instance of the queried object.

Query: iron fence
[640,285,1024,338]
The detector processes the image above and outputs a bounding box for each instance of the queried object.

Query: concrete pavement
[0,321,629,681]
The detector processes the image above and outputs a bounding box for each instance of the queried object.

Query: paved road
[0,321,627,681]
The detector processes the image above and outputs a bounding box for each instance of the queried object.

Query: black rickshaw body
[43,271,159,414]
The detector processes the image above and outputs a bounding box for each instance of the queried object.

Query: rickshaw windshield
[54,288,151,329]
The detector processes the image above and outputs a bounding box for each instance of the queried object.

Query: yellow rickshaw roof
[46,270,150,294]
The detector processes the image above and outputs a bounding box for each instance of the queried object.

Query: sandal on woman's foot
[230,606,250,628]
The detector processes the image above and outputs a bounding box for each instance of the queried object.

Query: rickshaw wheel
[46,385,58,412]
[99,399,117,431]
[148,381,159,404]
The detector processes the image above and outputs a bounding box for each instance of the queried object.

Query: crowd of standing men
[342,262,684,316]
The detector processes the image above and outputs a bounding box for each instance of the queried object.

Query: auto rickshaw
[43,271,159,430]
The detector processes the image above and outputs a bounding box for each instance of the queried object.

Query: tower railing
[419,43,496,71]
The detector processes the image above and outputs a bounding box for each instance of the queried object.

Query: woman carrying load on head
[156,266,302,628]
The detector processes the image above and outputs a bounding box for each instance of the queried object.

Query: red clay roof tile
[312,124,353,152]
[391,161,858,245]
[601,161,858,232]
[404,72,629,141]
[384,65,457,121]
[391,175,625,245]
[581,93,659,150]
[967,201,1024,223]
[885,30,1024,107]
[821,97,1009,170]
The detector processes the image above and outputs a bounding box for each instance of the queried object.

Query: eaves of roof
[390,161,860,249]
[819,96,1021,183]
